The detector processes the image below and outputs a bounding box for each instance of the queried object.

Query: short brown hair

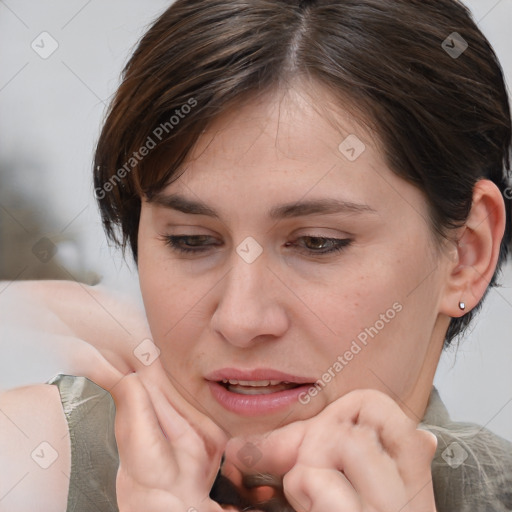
[93,0,512,346]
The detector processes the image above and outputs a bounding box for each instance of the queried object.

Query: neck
[401,314,449,422]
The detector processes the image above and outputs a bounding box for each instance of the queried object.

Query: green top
[48,374,119,510]
[48,374,512,511]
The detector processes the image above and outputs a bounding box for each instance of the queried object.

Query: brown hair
[93,0,511,347]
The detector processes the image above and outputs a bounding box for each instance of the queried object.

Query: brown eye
[288,236,353,255]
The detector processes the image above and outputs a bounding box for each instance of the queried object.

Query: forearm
[0,280,152,379]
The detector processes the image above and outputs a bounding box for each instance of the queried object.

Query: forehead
[184,84,380,171]
[151,84,430,227]
[161,87,374,199]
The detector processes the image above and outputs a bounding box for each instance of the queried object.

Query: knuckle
[417,429,438,459]
[404,429,438,468]
[283,463,309,494]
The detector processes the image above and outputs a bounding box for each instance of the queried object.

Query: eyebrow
[149,193,378,220]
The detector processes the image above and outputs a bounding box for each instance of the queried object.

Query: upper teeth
[222,379,289,386]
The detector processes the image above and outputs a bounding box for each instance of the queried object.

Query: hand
[110,360,230,512]
[225,389,438,512]
[0,280,152,388]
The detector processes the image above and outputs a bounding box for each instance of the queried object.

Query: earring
[459,301,466,311]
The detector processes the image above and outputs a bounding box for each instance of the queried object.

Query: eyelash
[160,235,353,256]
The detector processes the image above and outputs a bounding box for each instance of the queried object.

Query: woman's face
[137,85,454,436]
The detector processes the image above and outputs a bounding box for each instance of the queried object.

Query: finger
[295,421,406,510]
[283,464,361,512]
[147,383,226,486]
[111,373,176,476]
[113,373,228,508]
[224,420,307,477]
[322,389,436,481]
[141,359,229,456]
[306,390,436,509]
[63,337,127,391]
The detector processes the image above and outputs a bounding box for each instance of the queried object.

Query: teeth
[221,379,286,386]
[225,381,300,395]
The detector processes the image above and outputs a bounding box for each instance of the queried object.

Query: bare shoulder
[0,384,70,512]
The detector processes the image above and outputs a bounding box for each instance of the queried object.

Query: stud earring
[459,301,466,311]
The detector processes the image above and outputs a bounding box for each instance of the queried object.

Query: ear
[439,179,506,318]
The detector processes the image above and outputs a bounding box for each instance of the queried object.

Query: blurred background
[0,0,511,441]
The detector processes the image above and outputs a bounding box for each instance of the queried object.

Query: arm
[0,384,70,512]
[0,280,152,389]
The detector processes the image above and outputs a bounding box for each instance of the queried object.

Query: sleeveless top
[48,374,512,512]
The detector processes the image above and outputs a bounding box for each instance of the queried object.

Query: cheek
[306,261,402,340]
[138,237,211,354]
[307,251,434,364]
[138,236,179,342]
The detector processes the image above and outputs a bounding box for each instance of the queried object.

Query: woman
[1,0,511,511]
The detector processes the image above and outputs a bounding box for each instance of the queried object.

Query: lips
[205,368,315,415]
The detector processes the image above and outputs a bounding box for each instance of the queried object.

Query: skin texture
[0,83,505,511]
[116,83,505,509]
[137,83,500,435]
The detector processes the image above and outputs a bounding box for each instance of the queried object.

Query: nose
[210,250,290,348]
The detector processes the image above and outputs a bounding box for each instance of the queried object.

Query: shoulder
[0,383,70,512]
[425,390,512,511]
[49,374,120,511]
[49,373,117,438]
[433,422,512,511]
[1,375,120,512]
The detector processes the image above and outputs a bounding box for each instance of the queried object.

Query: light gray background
[0,1,511,441]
